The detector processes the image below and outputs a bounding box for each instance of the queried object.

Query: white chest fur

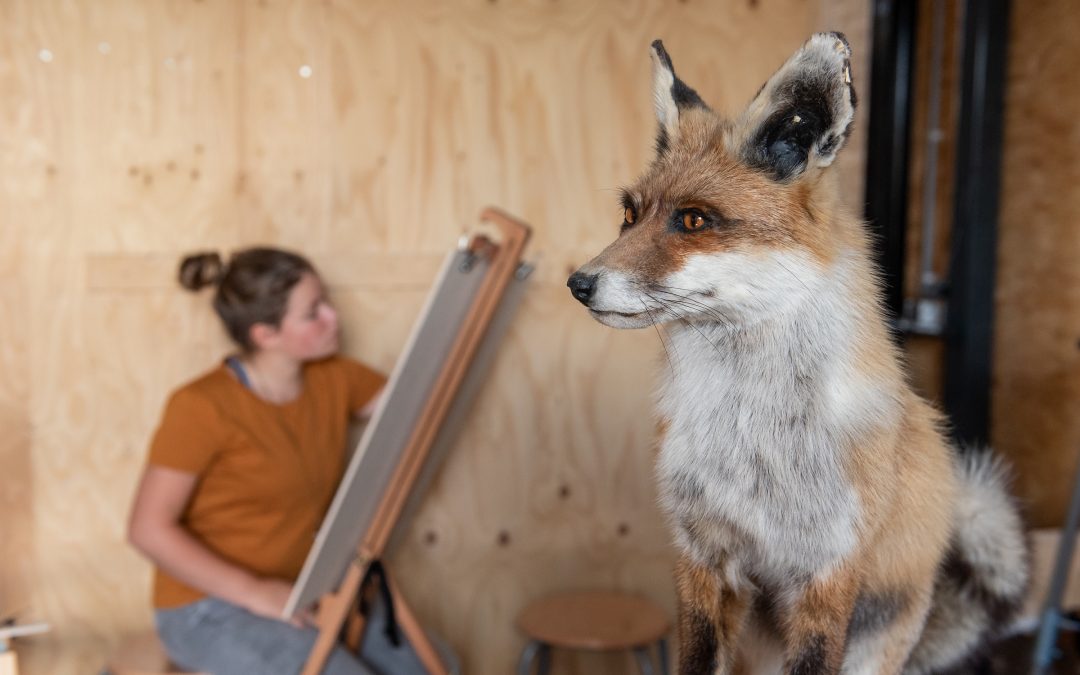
[654,280,895,584]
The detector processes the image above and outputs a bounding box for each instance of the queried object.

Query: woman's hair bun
[178,252,225,291]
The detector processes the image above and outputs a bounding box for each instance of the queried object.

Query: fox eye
[681,211,706,231]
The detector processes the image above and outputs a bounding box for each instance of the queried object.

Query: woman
[128,248,385,674]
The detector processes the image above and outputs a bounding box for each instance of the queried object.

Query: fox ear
[738,32,856,181]
[650,40,708,155]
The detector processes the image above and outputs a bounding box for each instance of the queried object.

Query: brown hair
[179,247,315,352]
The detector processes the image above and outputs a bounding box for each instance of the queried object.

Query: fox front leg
[782,566,860,675]
[674,556,750,675]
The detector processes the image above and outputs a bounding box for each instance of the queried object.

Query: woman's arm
[127,465,299,623]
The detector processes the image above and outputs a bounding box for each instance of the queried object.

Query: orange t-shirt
[146,355,386,608]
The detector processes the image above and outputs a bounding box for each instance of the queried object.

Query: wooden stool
[515,590,671,675]
[103,631,206,675]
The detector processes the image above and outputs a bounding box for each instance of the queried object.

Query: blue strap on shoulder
[225,356,252,390]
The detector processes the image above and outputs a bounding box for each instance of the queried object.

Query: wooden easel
[300,208,531,675]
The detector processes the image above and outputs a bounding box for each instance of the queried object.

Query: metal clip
[515,263,534,281]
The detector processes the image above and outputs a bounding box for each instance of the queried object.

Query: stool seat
[104,631,206,675]
[517,590,671,651]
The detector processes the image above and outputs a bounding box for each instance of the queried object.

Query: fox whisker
[640,299,677,377]
[642,291,729,360]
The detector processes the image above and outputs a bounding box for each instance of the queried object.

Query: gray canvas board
[284,247,492,617]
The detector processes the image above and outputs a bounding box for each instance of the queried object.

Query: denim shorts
[155,597,373,675]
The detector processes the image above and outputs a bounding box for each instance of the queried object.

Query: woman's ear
[734,32,857,182]
[248,322,280,351]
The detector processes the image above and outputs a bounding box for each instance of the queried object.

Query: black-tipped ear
[737,32,857,181]
[650,40,708,156]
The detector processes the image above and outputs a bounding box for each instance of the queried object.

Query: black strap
[356,559,402,648]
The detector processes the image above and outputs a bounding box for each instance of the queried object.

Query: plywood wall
[899,0,1080,528]
[993,0,1080,527]
[1,2,869,673]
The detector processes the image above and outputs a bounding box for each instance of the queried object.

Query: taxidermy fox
[567,33,1029,674]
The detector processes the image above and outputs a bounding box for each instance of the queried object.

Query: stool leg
[633,646,655,675]
[517,640,542,675]
[536,643,552,675]
[657,638,670,675]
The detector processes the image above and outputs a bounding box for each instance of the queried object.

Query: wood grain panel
[0,0,36,634]
[993,0,1080,527]
[884,0,1079,530]
[816,0,871,212]
[0,285,32,631]
[74,0,242,253]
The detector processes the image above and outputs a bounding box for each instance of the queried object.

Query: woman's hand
[244,577,318,628]
[356,386,385,421]
[244,578,298,624]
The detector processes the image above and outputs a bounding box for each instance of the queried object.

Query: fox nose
[567,272,598,305]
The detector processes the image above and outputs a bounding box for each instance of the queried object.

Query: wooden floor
[12,627,1080,674]
[13,636,110,675]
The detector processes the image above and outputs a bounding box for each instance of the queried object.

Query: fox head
[568,33,857,330]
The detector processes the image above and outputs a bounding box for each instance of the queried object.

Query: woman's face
[270,271,340,361]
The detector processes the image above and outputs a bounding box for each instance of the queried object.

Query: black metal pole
[863,0,917,324]
[1032,451,1080,674]
[943,0,1010,447]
